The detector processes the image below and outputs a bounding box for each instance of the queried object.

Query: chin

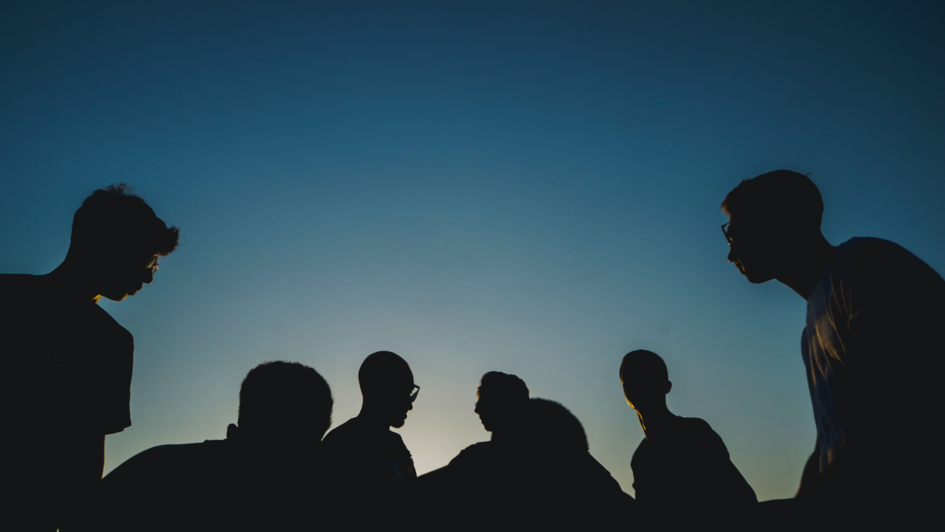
[735,261,775,284]
[743,269,776,284]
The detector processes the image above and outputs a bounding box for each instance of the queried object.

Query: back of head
[238,361,333,441]
[358,351,412,398]
[721,170,823,232]
[477,371,529,405]
[620,350,670,408]
[71,183,180,258]
[522,398,588,454]
[620,350,668,385]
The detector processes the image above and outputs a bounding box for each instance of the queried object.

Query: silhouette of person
[321,351,418,525]
[87,361,333,532]
[620,350,756,527]
[0,184,179,531]
[451,371,530,461]
[416,372,530,527]
[417,373,632,530]
[722,170,945,528]
[512,398,635,530]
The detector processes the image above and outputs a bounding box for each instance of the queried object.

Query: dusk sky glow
[2,1,944,501]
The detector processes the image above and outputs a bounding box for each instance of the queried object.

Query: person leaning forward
[721,170,945,529]
[1,184,178,531]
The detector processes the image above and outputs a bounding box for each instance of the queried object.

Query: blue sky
[2,1,943,500]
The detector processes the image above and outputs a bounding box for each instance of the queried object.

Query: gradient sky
[2,1,944,501]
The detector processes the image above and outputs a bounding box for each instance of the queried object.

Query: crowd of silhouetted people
[3,171,943,531]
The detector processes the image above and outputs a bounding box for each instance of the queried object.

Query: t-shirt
[631,416,756,514]
[322,415,416,486]
[93,439,324,531]
[321,415,416,525]
[802,238,945,495]
[2,274,134,438]
[418,439,633,531]
[3,273,135,529]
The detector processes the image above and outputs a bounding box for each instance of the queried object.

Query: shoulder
[678,417,728,450]
[837,237,939,277]
[0,274,39,293]
[322,418,361,447]
[106,441,221,484]
[450,441,492,466]
[0,274,45,313]
[835,237,945,301]
[678,416,715,433]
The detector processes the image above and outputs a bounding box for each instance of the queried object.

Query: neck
[46,257,102,302]
[775,233,836,300]
[357,405,389,430]
[636,402,674,438]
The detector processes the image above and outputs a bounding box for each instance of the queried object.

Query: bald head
[620,350,671,412]
[358,351,416,428]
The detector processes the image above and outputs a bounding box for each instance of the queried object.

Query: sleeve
[695,421,757,505]
[98,327,134,435]
[843,238,945,337]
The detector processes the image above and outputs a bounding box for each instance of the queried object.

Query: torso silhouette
[425,439,633,531]
[2,274,134,529]
[321,415,416,525]
[799,237,944,513]
[93,438,323,531]
[631,416,756,518]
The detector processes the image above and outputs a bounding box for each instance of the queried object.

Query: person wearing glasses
[89,361,333,531]
[322,351,418,525]
[620,350,755,528]
[0,184,178,531]
[721,170,944,528]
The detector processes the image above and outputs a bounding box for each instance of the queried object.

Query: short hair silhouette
[238,361,333,438]
[523,398,588,453]
[71,183,180,256]
[721,170,823,230]
[358,350,412,397]
[477,371,529,403]
[620,350,669,384]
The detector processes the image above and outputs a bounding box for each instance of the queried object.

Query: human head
[474,371,529,433]
[521,398,588,454]
[67,183,180,300]
[358,351,416,428]
[236,361,333,447]
[721,170,824,283]
[619,350,671,412]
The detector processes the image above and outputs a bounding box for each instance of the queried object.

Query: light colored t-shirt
[802,237,945,478]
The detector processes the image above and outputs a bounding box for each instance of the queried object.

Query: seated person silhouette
[511,398,635,530]
[422,389,633,531]
[415,372,531,527]
[450,371,530,465]
[89,361,333,532]
[620,350,756,526]
[0,184,179,531]
[721,170,945,528]
[321,351,418,523]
